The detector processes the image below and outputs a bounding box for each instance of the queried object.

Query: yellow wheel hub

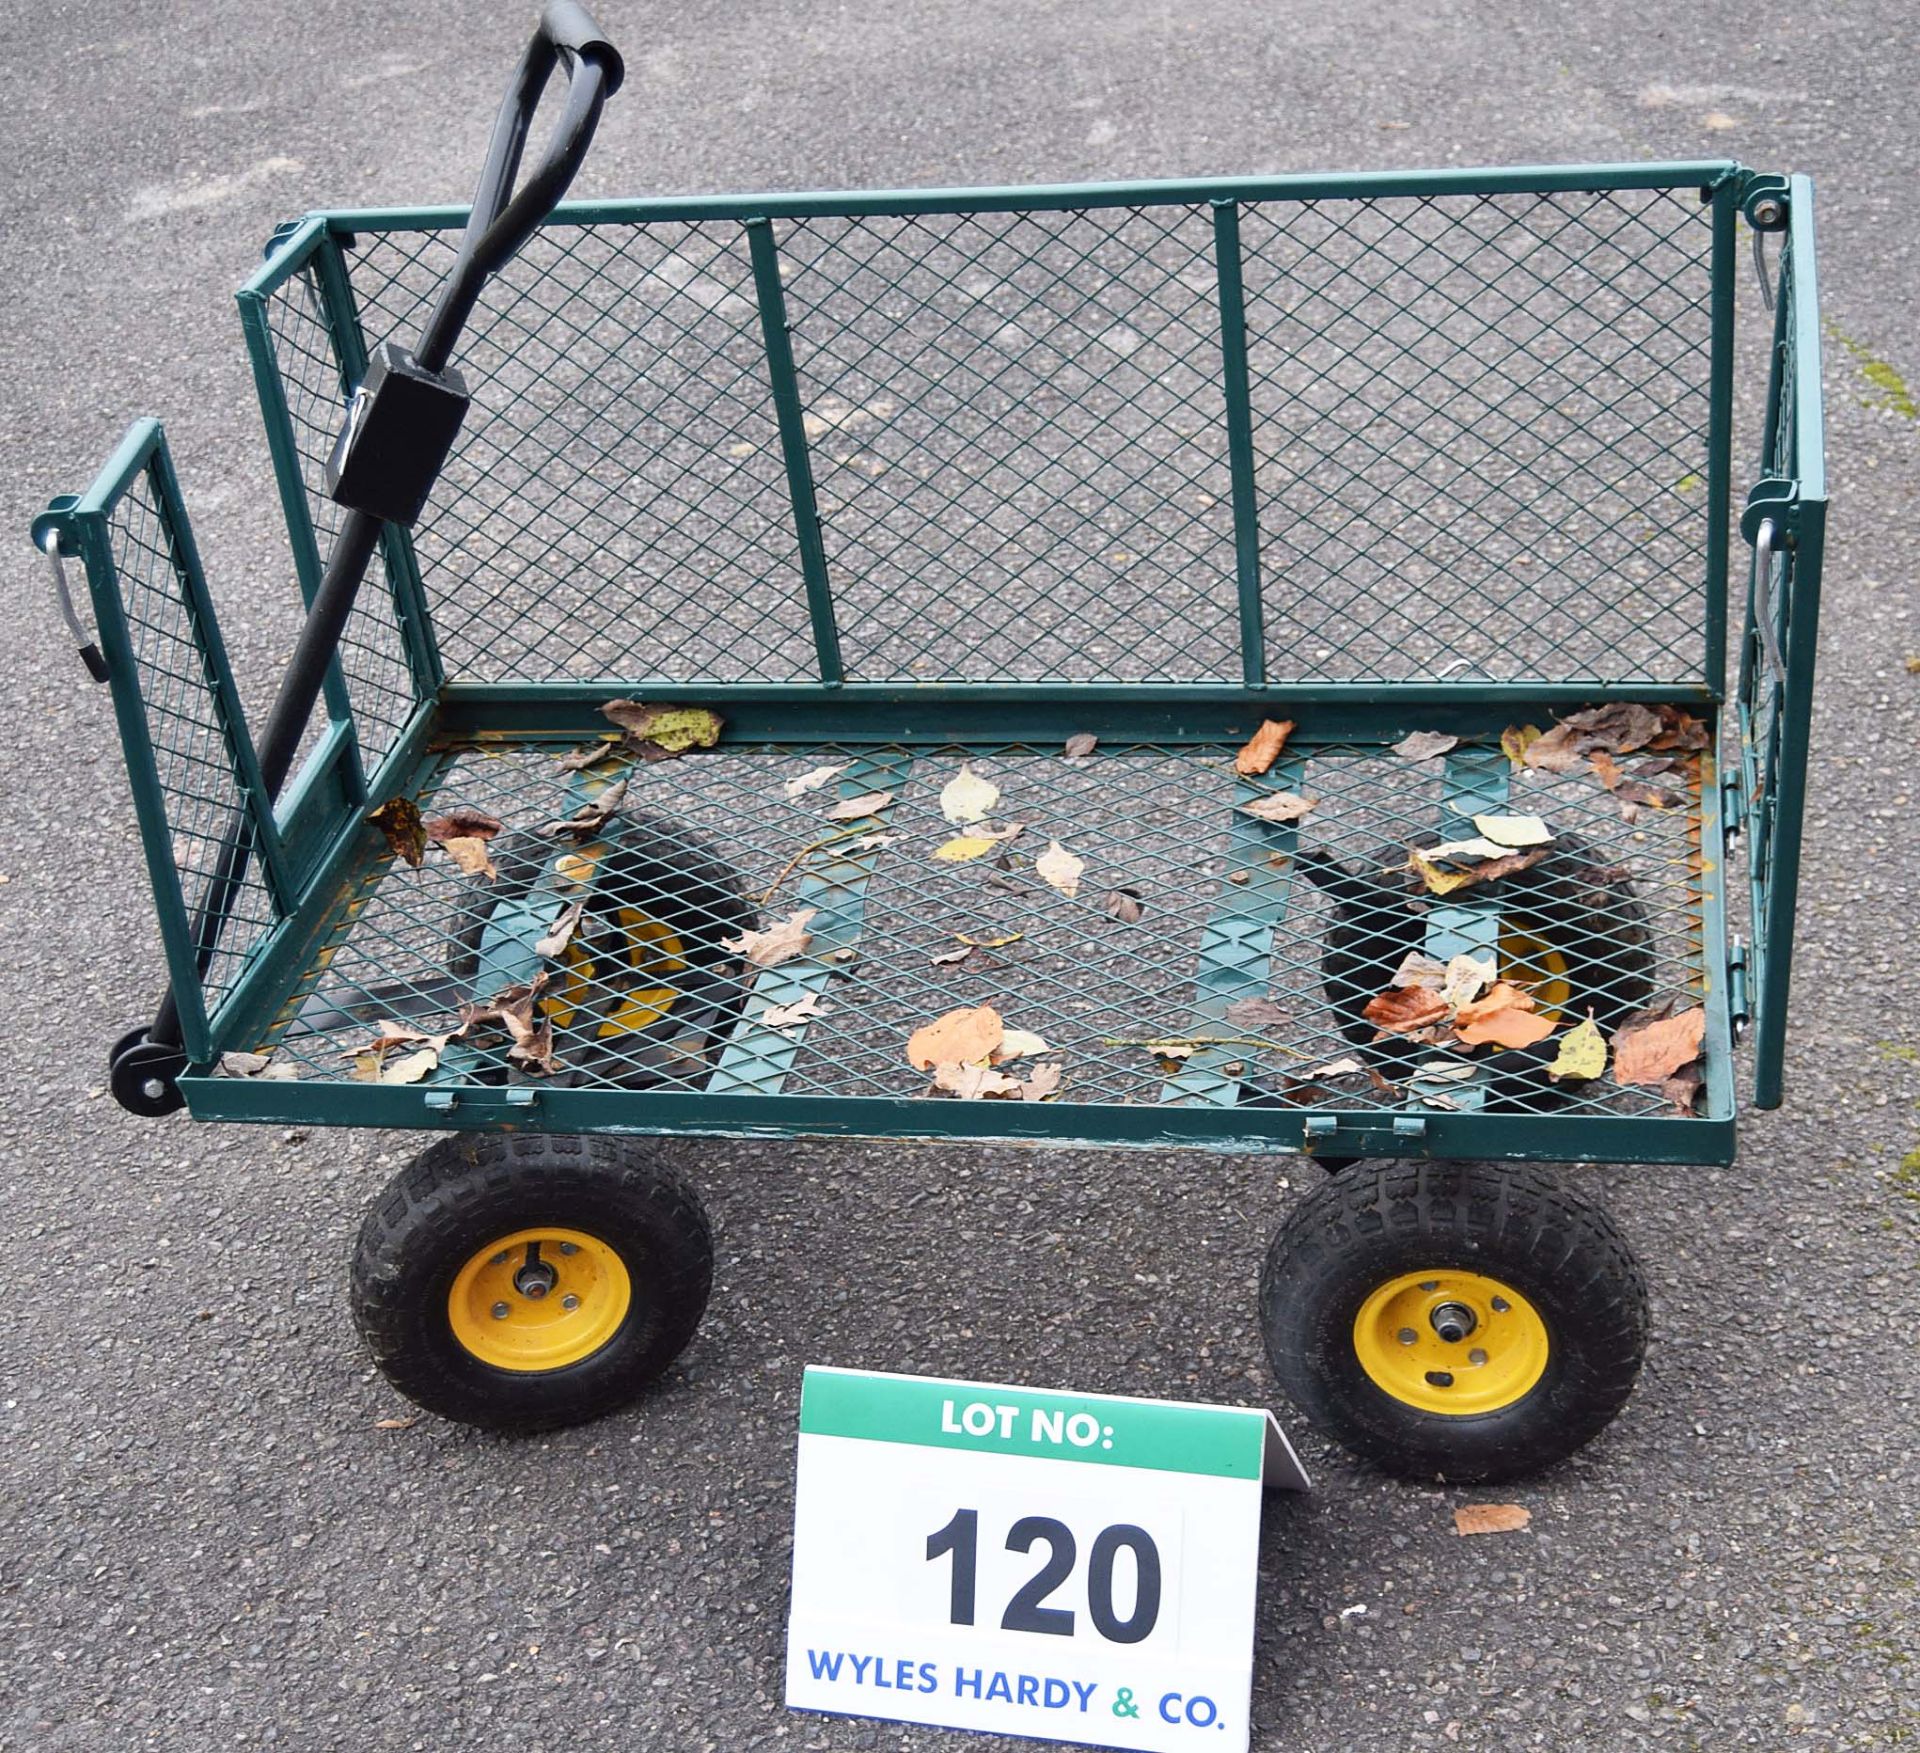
[1352,1269,1549,1415]
[446,1227,631,1372]
[1499,918,1572,1022]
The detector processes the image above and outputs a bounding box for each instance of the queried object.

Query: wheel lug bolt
[562,1294,580,1311]
[1491,1296,1511,1313]
[491,1252,509,1266]
[1469,1348,1489,1366]
[491,1301,509,1319]
[558,1242,579,1256]
[1396,1328,1417,1346]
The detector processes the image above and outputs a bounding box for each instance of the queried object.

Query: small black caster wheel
[351,1132,712,1431]
[109,1027,188,1118]
[1259,1160,1649,1484]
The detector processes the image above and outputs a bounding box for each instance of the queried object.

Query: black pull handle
[413,2,624,374]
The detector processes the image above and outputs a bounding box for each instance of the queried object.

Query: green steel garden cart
[33,7,1826,1483]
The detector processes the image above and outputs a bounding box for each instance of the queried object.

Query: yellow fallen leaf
[379,1047,440,1086]
[1500,724,1543,766]
[933,835,999,863]
[939,763,1000,824]
[1548,1013,1607,1081]
[1472,813,1554,848]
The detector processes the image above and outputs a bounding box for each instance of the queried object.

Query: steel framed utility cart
[34,6,1825,1481]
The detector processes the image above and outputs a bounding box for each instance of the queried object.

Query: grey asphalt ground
[4,1,1918,1748]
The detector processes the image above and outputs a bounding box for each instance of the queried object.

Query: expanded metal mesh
[105,463,279,1010]
[256,182,1719,689]
[254,734,1711,1121]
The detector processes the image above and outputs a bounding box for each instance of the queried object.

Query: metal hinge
[1728,936,1752,1041]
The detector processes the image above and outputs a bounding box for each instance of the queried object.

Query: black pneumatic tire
[1259,1160,1649,1484]
[351,1132,712,1432]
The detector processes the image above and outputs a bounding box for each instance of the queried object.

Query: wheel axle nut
[1430,1301,1478,1344]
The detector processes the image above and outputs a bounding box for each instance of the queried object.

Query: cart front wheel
[352,1132,711,1431]
[1259,1160,1647,1483]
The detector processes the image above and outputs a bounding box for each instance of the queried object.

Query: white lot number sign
[785,1367,1309,1752]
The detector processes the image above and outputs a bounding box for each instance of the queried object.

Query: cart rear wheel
[1259,1160,1648,1483]
[351,1132,711,1431]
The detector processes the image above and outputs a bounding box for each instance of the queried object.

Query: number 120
[925,1508,1161,1644]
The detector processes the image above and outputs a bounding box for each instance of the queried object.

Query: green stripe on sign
[798,1367,1267,1480]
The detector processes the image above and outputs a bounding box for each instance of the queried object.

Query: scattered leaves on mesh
[1647,705,1712,752]
[930,946,973,966]
[722,908,817,969]
[1017,1062,1064,1101]
[1409,844,1547,897]
[441,837,498,881]
[1453,982,1554,1049]
[758,992,827,1035]
[783,762,848,800]
[1413,1059,1480,1083]
[1226,997,1291,1031]
[600,700,723,759]
[1304,1056,1366,1079]
[1548,1013,1608,1081]
[368,797,425,867]
[455,974,562,1076]
[825,790,896,821]
[535,899,586,959]
[1364,985,1451,1035]
[907,1003,1004,1071]
[557,738,621,772]
[1612,1003,1706,1085]
[541,779,628,840]
[1421,836,1514,865]
[1234,718,1296,776]
[1660,1060,1707,1116]
[1472,813,1553,848]
[957,930,1023,949]
[1036,840,1085,897]
[1392,730,1459,762]
[1103,888,1145,924]
[940,763,1000,824]
[1239,791,1316,824]
[424,807,503,843]
[1063,733,1098,761]
[1524,702,1662,772]
[1454,1504,1531,1536]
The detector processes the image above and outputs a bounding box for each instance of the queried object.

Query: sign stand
[784,1367,1309,1751]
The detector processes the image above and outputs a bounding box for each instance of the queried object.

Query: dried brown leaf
[930,1059,1024,1100]
[600,700,723,757]
[1409,845,1548,897]
[929,946,973,966]
[1392,730,1460,762]
[955,931,1023,949]
[1454,982,1555,1049]
[1364,986,1451,1034]
[722,908,818,969]
[1018,1062,1064,1101]
[368,797,425,867]
[1613,1005,1706,1085]
[535,899,586,959]
[1225,997,1291,1031]
[1234,718,1296,776]
[441,836,498,882]
[379,1046,440,1085]
[557,739,621,772]
[1239,791,1316,824]
[1454,1504,1532,1536]
[1660,1059,1706,1115]
[423,807,504,843]
[907,1004,1005,1071]
[783,762,848,800]
[1103,888,1145,924]
[825,790,896,821]
[1063,733,1098,761]
[758,992,827,1034]
[1392,951,1450,991]
[1500,724,1543,766]
[1647,705,1712,752]
[373,1416,418,1430]
[1525,702,1662,773]
[540,779,628,840]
